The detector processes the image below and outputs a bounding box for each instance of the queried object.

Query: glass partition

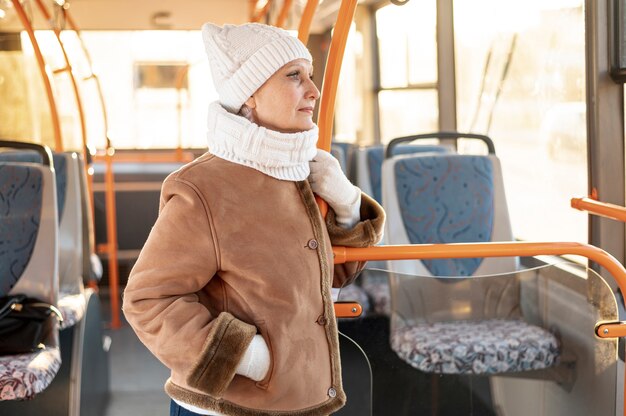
[338,263,619,415]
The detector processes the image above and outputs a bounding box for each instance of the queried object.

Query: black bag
[0,294,63,355]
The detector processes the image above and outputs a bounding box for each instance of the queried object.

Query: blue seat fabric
[395,155,494,276]
[0,164,43,296]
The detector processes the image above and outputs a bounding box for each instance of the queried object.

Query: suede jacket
[122,152,385,416]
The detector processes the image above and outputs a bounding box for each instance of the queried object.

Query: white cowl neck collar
[206,101,318,181]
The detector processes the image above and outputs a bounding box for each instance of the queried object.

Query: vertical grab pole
[317,0,358,152]
[298,0,319,45]
[276,0,293,28]
[316,0,358,215]
[103,146,121,328]
[11,0,63,151]
[65,10,121,327]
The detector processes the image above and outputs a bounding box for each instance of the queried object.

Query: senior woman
[123,22,385,416]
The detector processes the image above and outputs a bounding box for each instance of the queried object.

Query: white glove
[309,149,361,228]
[235,335,270,382]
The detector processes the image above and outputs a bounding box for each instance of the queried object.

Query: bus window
[334,23,363,144]
[454,0,587,244]
[375,0,438,143]
[0,32,42,144]
[80,31,216,149]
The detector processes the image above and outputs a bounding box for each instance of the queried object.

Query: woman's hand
[236,335,270,382]
[309,149,361,228]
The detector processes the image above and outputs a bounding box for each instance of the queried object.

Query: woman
[123,22,385,416]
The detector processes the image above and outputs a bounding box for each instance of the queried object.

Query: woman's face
[244,59,320,133]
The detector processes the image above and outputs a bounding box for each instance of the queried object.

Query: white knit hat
[202,22,313,113]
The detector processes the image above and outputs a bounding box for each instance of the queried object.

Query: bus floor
[100,288,171,416]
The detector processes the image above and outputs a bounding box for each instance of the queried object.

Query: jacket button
[307,239,319,250]
[316,315,328,326]
[328,387,337,398]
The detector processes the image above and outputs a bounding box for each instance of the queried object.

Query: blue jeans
[170,400,205,416]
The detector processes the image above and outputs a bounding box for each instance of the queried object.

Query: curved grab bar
[276,0,293,27]
[316,0,358,218]
[317,0,358,153]
[250,0,272,23]
[571,196,626,222]
[297,0,319,44]
[0,140,54,167]
[385,131,496,159]
[11,0,63,151]
[334,241,626,304]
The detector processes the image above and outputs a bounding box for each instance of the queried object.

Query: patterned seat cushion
[391,319,560,374]
[58,292,86,330]
[0,348,62,400]
[337,284,370,314]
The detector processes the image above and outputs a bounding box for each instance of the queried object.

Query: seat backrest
[330,144,347,174]
[53,152,83,294]
[382,153,517,277]
[356,144,451,205]
[0,151,82,293]
[0,162,58,304]
[331,142,355,180]
[76,154,102,283]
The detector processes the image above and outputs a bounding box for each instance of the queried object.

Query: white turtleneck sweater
[206,101,319,181]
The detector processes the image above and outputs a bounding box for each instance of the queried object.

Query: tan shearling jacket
[123,152,385,416]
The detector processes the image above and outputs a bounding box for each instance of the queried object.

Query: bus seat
[52,152,86,329]
[352,144,452,315]
[330,144,348,174]
[76,155,103,284]
[0,161,62,400]
[383,153,517,276]
[381,153,559,375]
[0,150,86,328]
[331,142,356,181]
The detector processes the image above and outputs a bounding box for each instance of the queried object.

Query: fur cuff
[325,192,385,247]
[187,312,257,397]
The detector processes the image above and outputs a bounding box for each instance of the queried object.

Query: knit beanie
[202,22,313,113]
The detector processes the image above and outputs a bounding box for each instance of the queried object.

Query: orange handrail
[315,0,358,217]
[103,146,121,328]
[11,0,63,151]
[33,0,89,166]
[276,0,293,28]
[65,9,122,328]
[251,0,272,23]
[92,151,195,164]
[571,196,626,222]
[298,0,319,44]
[317,0,357,153]
[334,241,626,300]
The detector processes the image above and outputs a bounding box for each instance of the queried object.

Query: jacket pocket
[254,319,274,389]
